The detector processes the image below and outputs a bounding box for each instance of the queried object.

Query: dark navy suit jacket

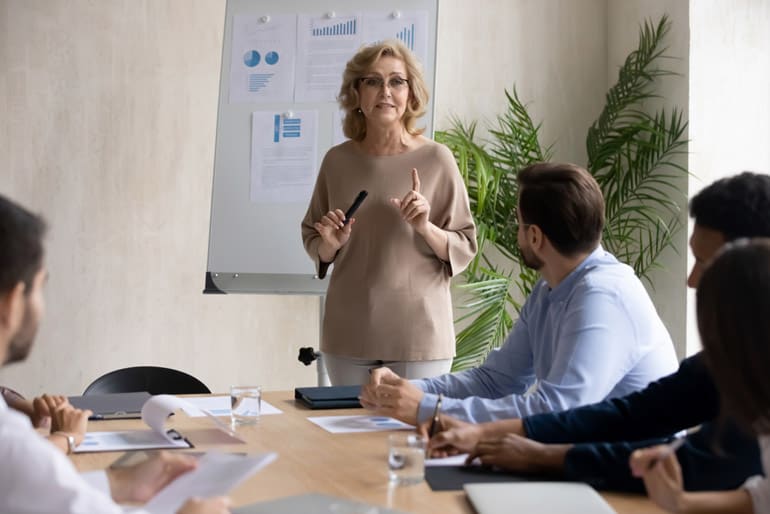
[523,353,762,492]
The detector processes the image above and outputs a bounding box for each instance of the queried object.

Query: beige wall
[686,0,770,354]
[5,0,757,395]
[1,0,319,394]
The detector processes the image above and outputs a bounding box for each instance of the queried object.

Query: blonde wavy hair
[338,39,429,141]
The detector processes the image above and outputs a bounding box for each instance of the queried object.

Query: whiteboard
[205,0,439,294]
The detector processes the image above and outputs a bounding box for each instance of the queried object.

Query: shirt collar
[547,245,605,301]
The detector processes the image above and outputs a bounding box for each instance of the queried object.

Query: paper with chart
[75,395,193,453]
[308,415,414,434]
[144,452,277,514]
[230,14,296,103]
[179,395,283,417]
[250,109,318,203]
[295,13,361,102]
[361,11,429,69]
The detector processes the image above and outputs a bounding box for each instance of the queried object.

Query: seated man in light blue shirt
[360,162,678,425]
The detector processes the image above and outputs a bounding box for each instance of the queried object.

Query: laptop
[464,482,617,514]
[294,385,362,409]
[68,391,152,420]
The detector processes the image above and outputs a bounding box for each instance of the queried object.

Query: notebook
[294,385,362,409]
[68,391,152,420]
[425,465,558,491]
[464,482,617,514]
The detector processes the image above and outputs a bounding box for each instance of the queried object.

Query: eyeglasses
[358,76,409,91]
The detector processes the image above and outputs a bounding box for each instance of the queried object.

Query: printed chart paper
[250,110,318,203]
[308,415,414,434]
[230,14,296,103]
[179,395,283,417]
[295,13,361,102]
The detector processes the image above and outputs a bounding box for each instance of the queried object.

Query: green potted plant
[439,15,688,370]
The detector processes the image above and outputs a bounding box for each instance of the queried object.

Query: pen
[647,435,688,470]
[343,190,368,225]
[428,394,443,438]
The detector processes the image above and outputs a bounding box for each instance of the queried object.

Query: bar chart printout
[295,14,361,102]
[396,23,415,50]
[361,11,429,68]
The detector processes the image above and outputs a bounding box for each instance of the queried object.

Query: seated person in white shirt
[631,239,770,514]
[361,162,678,425]
[1,386,91,455]
[0,193,230,514]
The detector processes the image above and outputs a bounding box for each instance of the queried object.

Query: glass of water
[230,385,261,426]
[387,433,427,485]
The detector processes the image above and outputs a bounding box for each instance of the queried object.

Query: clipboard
[74,428,193,453]
[294,385,362,409]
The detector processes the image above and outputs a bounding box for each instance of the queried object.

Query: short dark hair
[697,239,770,434]
[517,162,605,256]
[690,172,770,240]
[0,195,46,295]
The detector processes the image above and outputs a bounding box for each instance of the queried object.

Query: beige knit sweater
[301,139,477,361]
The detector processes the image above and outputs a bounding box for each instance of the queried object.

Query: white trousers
[322,353,453,386]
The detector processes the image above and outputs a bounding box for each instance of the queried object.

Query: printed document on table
[230,14,296,103]
[308,415,414,434]
[295,13,362,102]
[144,452,277,514]
[75,395,192,453]
[425,454,474,467]
[179,396,283,417]
[250,110,318,203]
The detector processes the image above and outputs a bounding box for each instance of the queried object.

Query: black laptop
[68,391,152,420]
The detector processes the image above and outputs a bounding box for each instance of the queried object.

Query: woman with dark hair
[301,40,476,385]
[631,238,770,513]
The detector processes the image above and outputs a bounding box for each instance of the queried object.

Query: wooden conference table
[72,391,664,514]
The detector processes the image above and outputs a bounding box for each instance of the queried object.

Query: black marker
[343,190,368,225]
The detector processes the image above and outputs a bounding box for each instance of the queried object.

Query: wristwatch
[54,431,77,455]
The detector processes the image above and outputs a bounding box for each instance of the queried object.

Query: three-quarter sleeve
[301,153,331,276]
[433,144,477,276]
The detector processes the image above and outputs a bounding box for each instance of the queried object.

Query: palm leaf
[452,271,514,371]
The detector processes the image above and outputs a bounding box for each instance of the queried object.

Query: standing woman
[301,40,477,385]
[630,239,770,513]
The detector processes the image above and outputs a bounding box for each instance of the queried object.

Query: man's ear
[528,224,544,250]
[0,282,26,334]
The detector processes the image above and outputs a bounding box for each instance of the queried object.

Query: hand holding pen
[313,190,367,261]
[629,436,691,512]
[428,394,443,438]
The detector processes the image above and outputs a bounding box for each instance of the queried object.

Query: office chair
[83,366,211,395]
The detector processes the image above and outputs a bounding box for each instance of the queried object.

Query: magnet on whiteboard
[259,15,270,23]
[391,11,402,19]
[283,111,295,119]
[325,11,336,19]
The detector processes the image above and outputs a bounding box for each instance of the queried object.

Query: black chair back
[83,366,211,395]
